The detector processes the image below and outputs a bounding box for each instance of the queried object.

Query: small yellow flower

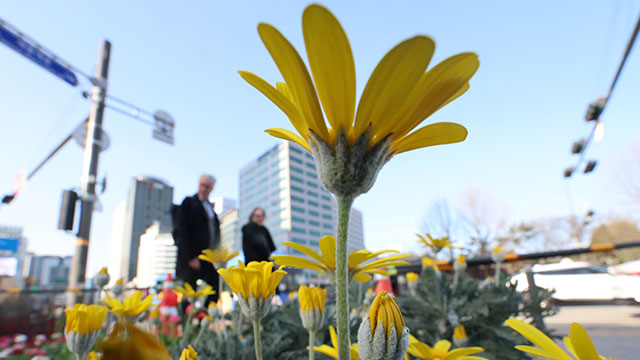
[199,248,239,268]
[298,285,327,331]
[149,307,160,319]
[115,279,123,286]
[218,261,286,301]
[102,322,171,360]
[408,334,486,360]
[418,234,458,255]
[456,255,466,264]
[492,246,502,254]
[288,290,298,300]
[65,304,107,336]
[174,283,216,299]
[87,351,99,360]
[452,325,468,347]
[406,272,419,283]
[179,345,198,360]
[358,291,409,360]
[506,318,616,360]
[313,325,360,360]
[271,235,410,284]
[98,267,108,275]
[102,290,153,319]
[422,257,440,272]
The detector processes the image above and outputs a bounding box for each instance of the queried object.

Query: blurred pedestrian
[173,174,220,309]
[242,207,276,264]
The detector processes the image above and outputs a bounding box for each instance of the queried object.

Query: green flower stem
[494,261,502,285]
[219,280,227,338]
[336,195,354,360]
[253,319,263,360]
[308,330,316,360]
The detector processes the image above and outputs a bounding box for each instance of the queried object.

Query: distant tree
[421,199,457,260]
[589,219,640,264]
[459,187,507,257]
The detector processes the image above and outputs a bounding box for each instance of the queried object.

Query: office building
[238,141,364,256]
[211,197,236,217]
[27,255,72,288]
[220,208,241,252]
[134,222,176,288]
[119,176,174,281]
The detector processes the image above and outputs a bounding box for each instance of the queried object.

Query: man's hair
[249,207,266,222]
[200,174,216,185]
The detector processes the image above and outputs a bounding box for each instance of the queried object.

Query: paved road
[545,304,640,359]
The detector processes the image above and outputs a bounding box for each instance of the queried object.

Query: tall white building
[134,222,176,288]
[220,208,241,252]
[239,141,364,256]
[108,201,126,283]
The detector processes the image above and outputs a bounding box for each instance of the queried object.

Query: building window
[307,191,318,197]
[308,210,319,217]
[321,195,332,201]
[309,220,320,227]
[291,206,305,214]
[291,195,304,203]
[309,230,321,237]
[323,223,333,230]
[321,204,331,210]
[292,237,306,245]
[291,166,303,174]
[290,146,303,155]
[305,162,316,169]
[292,227,306,234]
[292,216,305,224]
[291,175,304,184]
[291,156,303,164]
[306,171,317,178]
[322,214,332,220]
[308,200,319,207]
[291,185,304,193]
[307,181,318,188]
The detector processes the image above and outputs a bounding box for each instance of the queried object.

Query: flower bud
[357,291,409,360]
[453,324,468,347]
[491,246,504,263]
[298,285,326,332]
[94,267,110,289]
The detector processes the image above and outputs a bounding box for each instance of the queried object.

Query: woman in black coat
[242,207,276,264]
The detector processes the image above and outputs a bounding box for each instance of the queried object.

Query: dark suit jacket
[173,194,220,279]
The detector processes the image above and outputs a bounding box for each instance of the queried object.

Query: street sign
[152,110,175,145]
[0,19,78,86]
[72,121,110,151]
[0,238,19,252]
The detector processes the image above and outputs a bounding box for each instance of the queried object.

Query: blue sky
[0,1,639,276]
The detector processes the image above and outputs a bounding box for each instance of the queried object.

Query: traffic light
[571,139,585,154]
[585,99,604,122]
[58,189,78,231]
[584,160,597,174]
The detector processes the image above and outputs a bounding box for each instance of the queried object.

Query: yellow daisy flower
[271,235,410,284]
[506,318,617,360]
[218,261,287,302]
[64,304,107,336]
[408,334,487,360]
[418,234,458,255]
[102,290,153,320]
[173,283,216,299]
[199,248,239,269]
[179,345,198,360]
[240,4,477,158]
[406,272,419,283]
[102,322,171,360]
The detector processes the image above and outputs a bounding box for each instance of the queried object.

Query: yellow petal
[569,323,601,360]
[319,235,336,269]
[239,71,308,139]
[506,319,572,360]
[352,273,372,282]
[282,241,330,268]
[392,122,468,154]
[257,23,329,142]
[348,249,399,268]
[329,325,338,349]
[271,255,326,271]
[313,345,338,359]
[302,4,356,133]
[265,128,311,152]
[387,52,479,141]
[353,36,435,140]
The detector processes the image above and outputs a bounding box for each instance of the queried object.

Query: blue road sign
[0,237,19,252]
[0,23,78,86]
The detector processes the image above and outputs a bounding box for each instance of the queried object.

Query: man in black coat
[173,174,220,305]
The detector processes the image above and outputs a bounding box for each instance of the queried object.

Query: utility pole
[67,40,111,306]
